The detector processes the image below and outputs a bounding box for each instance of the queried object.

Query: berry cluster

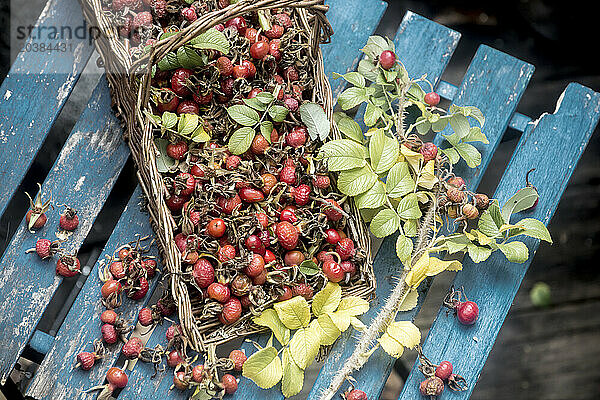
[438,174,490,221]
[146,6,364,334]
[417,350,468,398]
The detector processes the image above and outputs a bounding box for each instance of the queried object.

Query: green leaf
[403,219,418,237]
[466,244,493,263]
[332,71,365,88]
[511,218,552,243]
[289,326,321,369]
[178,113,199,136]
[243,97,269,112]
[501,187,539,222]
[338,87,368,110]
[462,126,489,144]
[161,111,178,131]
[188,28,230,54]
[449,113,470,139]
[369,129,400,174]
[454,142,482,168]
[337,296,370,316]
[312,282,342,317]
[273,296,311,330]
[462,105,485,126]
[154,138,177,173]
[337,166,378,196]
[397,193,422,219]
[177,46,205,69]
[364,103,383,127]
[357,58,379,82]
[361,35,393,58]
[298,260,319,276]
[227,105,260,127]
[253,308,290,345]
[318,140,368,171]
[311,315,341,346]
[268,105,289,123]
[191,125,211,143]
[228,127,255,155]
[441,147,460,164]
[431,115,450,132]
[444,235,471,254]
[530,282,551,307]
[300,102,330,141]
[498,241,529,263]
[386,162,414,199]
[415,116,431,135]
[370,208,400,238]
[157,51,181,71]
[281,348,304,398]
[334,112,364,143]
[395,234,413,265]
[242,346,283,389]
[260,121,273,143]
[354,180,387,209]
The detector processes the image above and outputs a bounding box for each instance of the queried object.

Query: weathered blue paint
[323,0,387,99]
[309,12,462,399]
[399,83,600,399]
[0,77,129,385]
[0,0,94,217]
[25,186,163,400]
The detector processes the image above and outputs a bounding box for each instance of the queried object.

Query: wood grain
[0,77,128,385]
[398,83,600,399]
[0,0,94,217]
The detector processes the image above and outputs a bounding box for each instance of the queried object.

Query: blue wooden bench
[0,0,598,399]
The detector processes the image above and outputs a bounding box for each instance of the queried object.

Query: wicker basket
[80,0,375,353]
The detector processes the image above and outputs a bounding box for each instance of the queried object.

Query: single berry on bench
[457,300,479,325]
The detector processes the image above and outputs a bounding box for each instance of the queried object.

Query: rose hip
[457,300,479,325]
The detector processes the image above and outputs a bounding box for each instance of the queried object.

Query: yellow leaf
[312,282,342,317]
[337,296,370,316]
[386,321,421,349]
[398,289,419,312]
[253,308,291,345]
[400,145,424,171]
[417,160,438,190]
[289,326,321,369]
[242,346,283,389]
[405,251,430,288]
[378,332,404,358]
[281,348,304,398]
[475,230,493,246]
[274,296,311,330]
[311,314,341,346]
[426,256,461,277]
[328,311,351,331]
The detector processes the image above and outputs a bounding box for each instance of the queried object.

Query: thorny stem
[318,201,437,400]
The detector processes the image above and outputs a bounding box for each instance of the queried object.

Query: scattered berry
[276,221,299,250]
[222,373,238,394]
[229,349,247,371]
[346,389,368,400]
[56,255,80,277]
[138,307,154,326]
[457,300,479,325]
[435,360,453,381]
[121,337,143,359]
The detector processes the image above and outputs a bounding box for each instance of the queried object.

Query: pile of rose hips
[145,4,364,333]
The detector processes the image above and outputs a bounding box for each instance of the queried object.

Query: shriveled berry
[475,193,490,210]
[219,297,242,324]
[138,307,153,326]
[336,238,356,261]
[269,39,282,61]
[323,199,343,221]
[274,13,292,28]
[284,96,299,112]
[279,208,297,223]
[424,92,441,106]
[229,349,247,371]
[278,286,293,301]
[225,155,241,170]
[216,56,233,76]
[462,203,479,220]
[101,280,122,298]
[446,186,465,203]
[207,218,226,238]
[230,274,252,297]
[264,249,276,263]
[191,164,205,178]
[222,374,238,394]
[129,276,149,300]
[142,258,157,279]
[279,166,296,185]
[101,324,118,344]
[276,221,299,250]
[346,389,368,400]
[284,66,299,81]
[166,141,188,160]
[435,360,453,381]
[122,337,143,359]
[457,300,479,325]
[325,228,341,245]
[379,50,396,70]
[176,172,195,196]
[245,234,266,255]
[245,253,265,277]
[207,282,231,303]
[33,239,53,259]
[251,134,269,155]
[181,7,197,22]
[261,173,278,195]
[292,184,311,206]
[177,100,199,115]
[313,175,331,189]
[218,244,236,263]
[157,90,179,113]
[317,250,334,264]
[447,176,465,188]
[76,352,96,371]
[247,88,263,98]
[264,24,284,39]
[109,261,126,280]
[171,68,193,97]
[106,367,128,389]
[166,324,182,342]
[192,364,205,383]
[292,283,313,300]
[244,27,260,42]
[26,210,47,230]
[340,260,357,277]
[242,60,256,78]
[420,142,438,162]
[173,371,189,390]
[56,255,80,277]
[132,11,153,31]
[193,258,215,288]
[59,208,79,231]
[101,309,118,325]
[256,212,269,229]
[167,194,188,212]
[322,260,344,282]
[419,376,444,396]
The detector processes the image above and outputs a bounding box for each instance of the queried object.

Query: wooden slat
[0,0,94,217]
[323,0,388,98]
[0,77,129,385]
[308,12,462,399]
[25,186,162,400]
[398,82,600,399]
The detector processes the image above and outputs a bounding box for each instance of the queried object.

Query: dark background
[0,0,599,399]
